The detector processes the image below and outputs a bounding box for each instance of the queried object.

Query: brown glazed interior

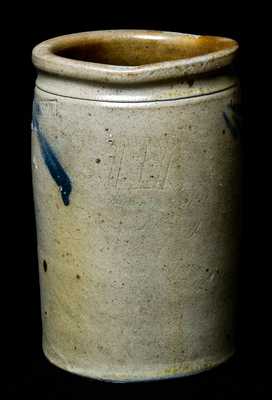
[33,31,238,84]
[52,34,235,66]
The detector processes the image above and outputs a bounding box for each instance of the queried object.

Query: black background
[4,4,268,398]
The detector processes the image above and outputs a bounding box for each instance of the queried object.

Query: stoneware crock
[31,30,241,382]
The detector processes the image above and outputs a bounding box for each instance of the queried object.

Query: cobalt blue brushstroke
[32,100,72,206]
[223,104,242,139]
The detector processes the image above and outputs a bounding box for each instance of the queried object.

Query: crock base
[43,345,235,383]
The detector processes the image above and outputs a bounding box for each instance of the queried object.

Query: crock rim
[32,30,239,84]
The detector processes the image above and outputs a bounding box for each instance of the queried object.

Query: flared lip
[32,30,239,84]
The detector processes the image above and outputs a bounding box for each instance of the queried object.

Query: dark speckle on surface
[187,79,194,87]
[43,260,47,272]
[76,274,81,280]
[96,158,101,163]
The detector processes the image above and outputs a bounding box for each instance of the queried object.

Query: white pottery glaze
[32,30,241,382]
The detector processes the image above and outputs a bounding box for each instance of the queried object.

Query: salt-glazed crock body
[31,30,241,382]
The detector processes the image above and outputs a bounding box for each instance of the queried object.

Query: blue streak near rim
[32,100,72,206]
[223,104,242,139]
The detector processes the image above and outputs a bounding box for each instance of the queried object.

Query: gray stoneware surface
[32,30,241,382]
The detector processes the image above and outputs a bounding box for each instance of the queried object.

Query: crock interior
[52,33,235,66]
